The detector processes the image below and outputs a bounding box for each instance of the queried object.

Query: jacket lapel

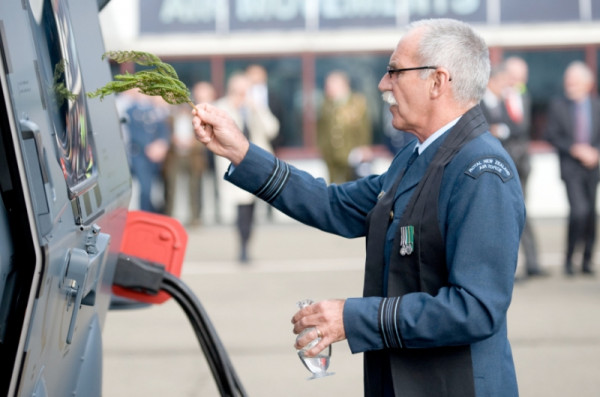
[393,155,427,199]
[393,134,445,200]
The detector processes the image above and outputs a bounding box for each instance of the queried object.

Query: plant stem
[187,100,198,113]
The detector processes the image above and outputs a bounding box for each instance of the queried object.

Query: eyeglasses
[386,65,437,78]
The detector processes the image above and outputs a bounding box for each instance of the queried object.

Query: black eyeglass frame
[386,65,437,78]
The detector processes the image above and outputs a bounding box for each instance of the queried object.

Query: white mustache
[382,91,398,106]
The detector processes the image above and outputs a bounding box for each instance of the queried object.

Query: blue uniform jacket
[226,120,525,396]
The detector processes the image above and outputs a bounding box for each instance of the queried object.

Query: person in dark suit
[545,61,600,276]
[481,59,546,279]
[193,18,524,397]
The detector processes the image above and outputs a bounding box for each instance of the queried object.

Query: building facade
[100,0,600,157]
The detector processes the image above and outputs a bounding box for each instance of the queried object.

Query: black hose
[160,273,247,397]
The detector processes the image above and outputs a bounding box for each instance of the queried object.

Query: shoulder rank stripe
[254,158,290,203]
[379,297,403,349]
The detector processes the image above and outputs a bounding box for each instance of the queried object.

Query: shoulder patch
[464,157,514,182]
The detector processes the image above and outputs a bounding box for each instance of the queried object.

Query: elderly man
[546,61,600,276]
[193,18,524,397]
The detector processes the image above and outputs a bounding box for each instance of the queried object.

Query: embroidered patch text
[465,157,513,182]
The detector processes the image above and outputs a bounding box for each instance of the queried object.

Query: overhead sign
[140,0,217,33]
[230,0,306,30]
[139,0,597,34]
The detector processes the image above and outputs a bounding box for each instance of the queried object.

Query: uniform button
[389,210,394,220]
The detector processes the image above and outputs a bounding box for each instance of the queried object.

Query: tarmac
[102,215,600,397]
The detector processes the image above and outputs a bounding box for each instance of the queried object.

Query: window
[28,0,98,198]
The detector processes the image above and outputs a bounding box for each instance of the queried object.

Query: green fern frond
[87,50,195,109]
[53,60,78,106]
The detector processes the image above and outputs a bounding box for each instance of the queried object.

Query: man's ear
[430,68,452,99]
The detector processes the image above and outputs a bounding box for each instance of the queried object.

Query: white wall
[526,151,568,218]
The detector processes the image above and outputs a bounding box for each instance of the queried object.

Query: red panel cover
[114,210,188,304]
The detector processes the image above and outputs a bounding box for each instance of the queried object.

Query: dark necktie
[574,101,590,144]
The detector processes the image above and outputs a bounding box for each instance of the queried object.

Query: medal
[399,225,414,256]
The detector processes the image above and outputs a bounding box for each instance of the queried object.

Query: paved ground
[102,216,600,396]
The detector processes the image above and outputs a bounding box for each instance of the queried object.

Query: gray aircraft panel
[0,0,131,395]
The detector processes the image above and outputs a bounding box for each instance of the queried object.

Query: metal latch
[61,225,110,344]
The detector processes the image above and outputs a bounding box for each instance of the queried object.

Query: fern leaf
[87,50,195,109]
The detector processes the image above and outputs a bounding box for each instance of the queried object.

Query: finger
[192,115,208,132]
[192,119,207,137]
[291,301,320,323]
[196,103,225,126]
[303,340,330,358]
[192,121,213,145]
[200,135,213,145]
[291,311,303,326]
[199,128,214,145]
[292,313,320,335]
[294,328,321,350]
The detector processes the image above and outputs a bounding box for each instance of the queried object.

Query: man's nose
[378,73,391,93]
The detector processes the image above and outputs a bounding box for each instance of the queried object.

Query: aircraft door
[0,1,130,395]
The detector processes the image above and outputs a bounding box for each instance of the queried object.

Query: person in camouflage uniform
[317,70,372,183]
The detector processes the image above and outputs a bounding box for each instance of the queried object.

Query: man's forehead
[389,41,414,67]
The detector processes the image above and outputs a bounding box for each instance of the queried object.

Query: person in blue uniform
[124,90,170,213]
[192,18,525,397]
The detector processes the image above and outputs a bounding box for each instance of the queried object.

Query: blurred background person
[317,70,372,183]
[481,64,511,138]
[246,64,281,220]
[214,72,280,263]
[504,57,546,278]
[246,64,269,110]
[545,61,600,276]
[481,59,546,279]
[163,81,214,227]
[124,89,170,213]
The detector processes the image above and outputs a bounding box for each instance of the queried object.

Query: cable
[160,273,247,396]
[113,255,247,397]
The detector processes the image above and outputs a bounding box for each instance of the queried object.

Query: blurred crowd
[116,57,599,274]
[116,64,280,263]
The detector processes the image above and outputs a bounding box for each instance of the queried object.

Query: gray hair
[565,60,594,83]
[407,19,490,105]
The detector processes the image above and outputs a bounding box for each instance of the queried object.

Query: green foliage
[53,60,77,107]
[87,50,195,108]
